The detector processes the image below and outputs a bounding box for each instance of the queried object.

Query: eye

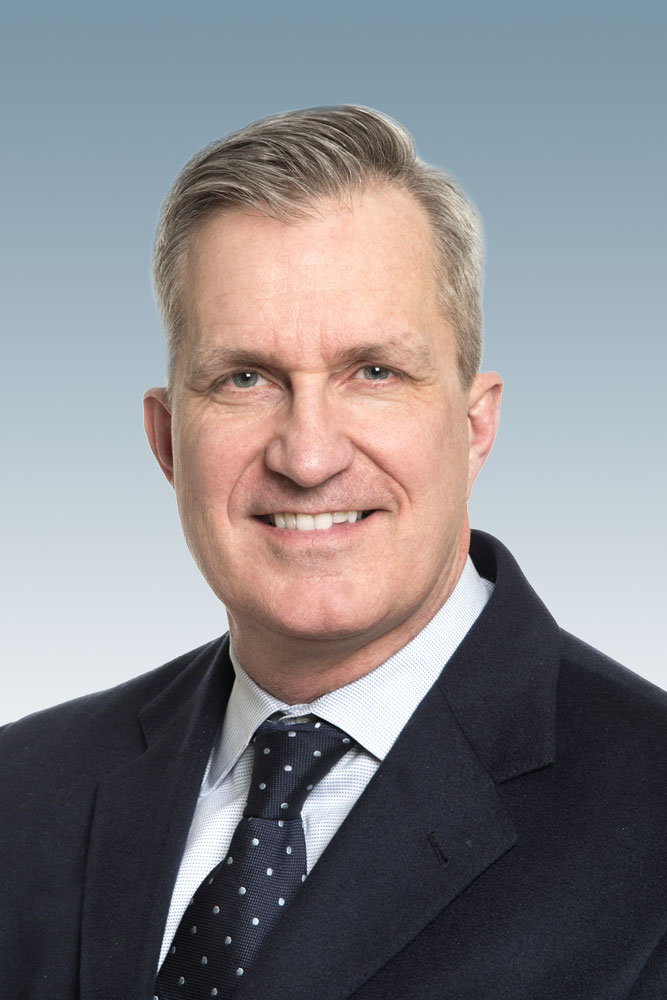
[230,370,268,388]
[353,365,393,381]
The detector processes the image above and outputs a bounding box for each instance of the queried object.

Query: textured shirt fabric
[158,556,493,968]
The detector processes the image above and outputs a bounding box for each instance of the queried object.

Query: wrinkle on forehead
[186,334,439,387]
[179,187,451,379]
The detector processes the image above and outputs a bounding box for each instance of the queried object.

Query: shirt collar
[201,555,492,794]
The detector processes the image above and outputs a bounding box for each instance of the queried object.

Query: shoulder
[535,631,667,894]
[556,629,667,774]
[558,629,667,730]
[0,635,228,786]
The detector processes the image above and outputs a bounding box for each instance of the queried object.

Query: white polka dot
[224,935,232,945]
[342,737,351,744]
[211,990,218,997]
[315,722,321,728]
[170,945,176,954]
[266,867,273,875]
[236,968,244,977]
[278,897,285,906]
[208,876,214,885]
[251,837,260,846]
[280,802,288,810]
[278,819,284,827]
[301,873,307,882]
[284,764,293,772]
[306,784,313,791]
[288,731,296,737]
[263,748,270,755]
[178,977,185,985]
[212,905,220,914]
[313,750,322,757]
[286,846,292,855]
[226,856,233,865]
[201,956,208,965]
[239,886,246,895]
[252,917,259,926]
[190,925,197,934]
[259,782,266,790]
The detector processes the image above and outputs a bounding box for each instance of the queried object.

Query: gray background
[2,0,665,723]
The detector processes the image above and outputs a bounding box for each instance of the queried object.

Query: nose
[264,378,355,488]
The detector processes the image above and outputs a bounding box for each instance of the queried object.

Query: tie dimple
[155,717,354,999]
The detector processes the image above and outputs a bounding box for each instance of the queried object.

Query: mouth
[257,510,375,532]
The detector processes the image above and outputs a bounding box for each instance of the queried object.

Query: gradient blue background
[2,0,665,722]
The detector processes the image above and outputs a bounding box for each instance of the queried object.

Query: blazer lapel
[235,683,518,1000]
[235,531,560,1000]
[79,638,233,1000]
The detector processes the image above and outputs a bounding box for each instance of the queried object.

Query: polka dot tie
[154,717,354,999]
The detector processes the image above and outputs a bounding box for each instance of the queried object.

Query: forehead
[180,186,449,370]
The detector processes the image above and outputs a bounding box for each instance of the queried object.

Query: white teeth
[269,510,366,531]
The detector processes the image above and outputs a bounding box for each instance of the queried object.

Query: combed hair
[152,105,483,388]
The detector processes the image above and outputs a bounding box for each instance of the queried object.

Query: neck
[228,524,470,704]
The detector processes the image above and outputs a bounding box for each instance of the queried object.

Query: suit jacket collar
[441,530,560,783]
[79,530,560,1000]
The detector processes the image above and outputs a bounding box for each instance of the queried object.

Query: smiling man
[2,107,667,999]
[144,183,500,704]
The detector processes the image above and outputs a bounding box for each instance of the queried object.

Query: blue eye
[359,365,391,380]
[231,371,262,388]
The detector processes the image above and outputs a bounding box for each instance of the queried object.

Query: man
[1,106,666,999]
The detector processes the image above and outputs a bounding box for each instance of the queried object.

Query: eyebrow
[187,335,436,385]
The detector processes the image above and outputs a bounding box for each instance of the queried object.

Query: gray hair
[153,105,483,388]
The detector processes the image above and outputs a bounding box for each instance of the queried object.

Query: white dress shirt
[158,556,493,967]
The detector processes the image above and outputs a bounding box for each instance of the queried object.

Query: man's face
[145,187,500,654]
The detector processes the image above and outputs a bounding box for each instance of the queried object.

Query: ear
[466,371,503,499]
[143,387,175,486]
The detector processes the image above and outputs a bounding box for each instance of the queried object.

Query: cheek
[173,420,239,526]
[175,418,276,563]
[373,404,469,510]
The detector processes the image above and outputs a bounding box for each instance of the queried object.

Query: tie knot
[244,718,353,820]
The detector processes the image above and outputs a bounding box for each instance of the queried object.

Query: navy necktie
[155,717,354,999]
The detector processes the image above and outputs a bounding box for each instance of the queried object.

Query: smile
[262,510,372,531]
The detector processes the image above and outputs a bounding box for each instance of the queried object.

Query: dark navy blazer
[2,531,667,999]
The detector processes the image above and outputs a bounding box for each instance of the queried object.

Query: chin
[237,577,390,644]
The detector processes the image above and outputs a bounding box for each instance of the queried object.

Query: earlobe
[143,387,175,486]
[466,372,503,499]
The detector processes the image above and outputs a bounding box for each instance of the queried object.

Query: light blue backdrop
[2,0,665,722]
